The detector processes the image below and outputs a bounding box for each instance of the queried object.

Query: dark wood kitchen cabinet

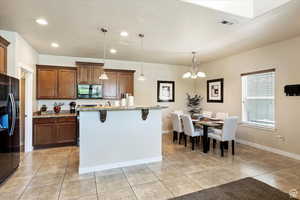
[36,65,77,99]
[76,62,104,84]
[33,116,77,149]
[103,70,119,99]
[102,69,135,99]
[0,36,10,74]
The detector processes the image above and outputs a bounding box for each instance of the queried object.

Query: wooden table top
[195,119,224,127]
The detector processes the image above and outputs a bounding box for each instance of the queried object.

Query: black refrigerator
[0,73,20,184]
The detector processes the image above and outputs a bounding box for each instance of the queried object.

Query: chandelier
[182,52,206,79]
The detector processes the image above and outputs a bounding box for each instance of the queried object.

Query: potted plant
[186,93,203,119]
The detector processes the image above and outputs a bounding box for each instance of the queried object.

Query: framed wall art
[207,78,224,103]
[157,81,175,102]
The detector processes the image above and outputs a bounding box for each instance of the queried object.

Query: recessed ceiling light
[120,31,128,37]
[36,18,48,25]
[110,49,117,54]
[51,42,59,48]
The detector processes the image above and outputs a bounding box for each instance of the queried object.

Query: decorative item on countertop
[127,96,134,106]
[114,100,120,107]
[40,105,48,115]
[99,110,107,123]
[284,84,300,96]
[187,93,203,119]
[69,102,76,113]
[121,98,127,107]
[53,102,64,113]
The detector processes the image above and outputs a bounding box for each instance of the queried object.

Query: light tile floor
[1,133,300,200]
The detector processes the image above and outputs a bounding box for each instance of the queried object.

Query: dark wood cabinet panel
[37,68,58,99]
[77,66,91,84]
[118,72,134,98]
[36,65,77,99]
[0,47,5,74]
[0,36,10,74]
[34,123,56,146]
[33,117,77,149]
[57,123,76,143]
[92,66,103,85]
[76,62,104,84]
[58,69,77,99]
[103,71,119,99]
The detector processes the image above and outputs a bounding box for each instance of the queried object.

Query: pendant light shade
[182,52,206,79]
[138,34,146,81]
[99,28,109,80]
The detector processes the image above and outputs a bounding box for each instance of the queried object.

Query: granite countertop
[77,105,168,111]
[33,111,77,118]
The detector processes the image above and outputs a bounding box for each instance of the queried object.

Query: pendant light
[138,33,146,81]
[99,28,109,80]
[182,52,206,79]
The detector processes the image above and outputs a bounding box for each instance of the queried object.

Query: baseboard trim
[236,139,300,161]
[79,156,162,174]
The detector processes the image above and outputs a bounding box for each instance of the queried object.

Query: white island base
[78,107,164,174]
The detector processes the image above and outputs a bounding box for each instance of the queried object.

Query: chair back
[216,112,229,120]
[181,114,195,137]
[170,113,183,132]
[222,116,239,141]
[202,111,213,118]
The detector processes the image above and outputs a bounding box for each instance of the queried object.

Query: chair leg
[173,131,177,143]
[232,140,235,155]
[224,141,229,150]
[191,137,195,150]
[179,132,182,144]
[184,135,187,147]
[213,139,216,149]
[220,142,224,157]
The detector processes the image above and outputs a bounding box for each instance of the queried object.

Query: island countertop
[77,105,168,111]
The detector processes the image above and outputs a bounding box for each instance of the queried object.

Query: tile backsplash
[36,99,118,112]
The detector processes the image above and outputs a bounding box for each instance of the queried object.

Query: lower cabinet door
[56,123,76,143]
[34,123,56,146]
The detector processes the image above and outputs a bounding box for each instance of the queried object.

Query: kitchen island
[77,105,167,174]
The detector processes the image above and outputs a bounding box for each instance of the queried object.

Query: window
[242,69,275,128]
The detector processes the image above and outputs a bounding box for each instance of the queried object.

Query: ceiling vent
[220,20,234,25]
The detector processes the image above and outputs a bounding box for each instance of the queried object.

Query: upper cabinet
[36,65,77,99]
[0,36,10,74]
[76,62,103,85]
[103,69,135,99]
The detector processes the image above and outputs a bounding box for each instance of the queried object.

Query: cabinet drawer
[56,117,76,123]
[34,118,56,124]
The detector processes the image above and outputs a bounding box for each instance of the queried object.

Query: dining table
[195,119,224,153]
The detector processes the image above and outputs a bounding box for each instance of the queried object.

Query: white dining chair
[208,116,239,156]
[181,114,203,150]
[202,111,213,118]
[216,112,229,120]
[170,112,184,143]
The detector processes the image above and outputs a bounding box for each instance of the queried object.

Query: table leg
[203,125,208,153]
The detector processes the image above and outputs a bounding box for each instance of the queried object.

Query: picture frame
[207,78,224,103]
[157,81,175,102]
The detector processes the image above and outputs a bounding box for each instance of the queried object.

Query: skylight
[181,0,292,18]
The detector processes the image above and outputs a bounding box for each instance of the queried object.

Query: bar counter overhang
[77,105,167,174]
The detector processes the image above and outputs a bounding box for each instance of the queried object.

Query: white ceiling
[0,0,300,66]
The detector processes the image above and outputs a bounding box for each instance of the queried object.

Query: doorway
[20,76,25,151]
[19,66,34,152]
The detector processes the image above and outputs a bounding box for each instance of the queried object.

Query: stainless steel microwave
[77,84,103,99]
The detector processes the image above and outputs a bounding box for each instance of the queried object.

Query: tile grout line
[122,167,140,200]
[56,151,70,200]
[94,172,99,200]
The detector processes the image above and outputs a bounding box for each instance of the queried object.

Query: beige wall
[197,36,300,155]
[38,55,196,132]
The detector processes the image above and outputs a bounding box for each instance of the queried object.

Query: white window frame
[241,71,275,129]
